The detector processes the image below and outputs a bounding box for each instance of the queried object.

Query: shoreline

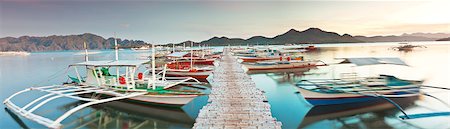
[0,51,30,56]
[1,41,449,53]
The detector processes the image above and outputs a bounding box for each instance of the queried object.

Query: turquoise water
[1,42,450,128]
[0,50,208,129]
[250,42,450,129]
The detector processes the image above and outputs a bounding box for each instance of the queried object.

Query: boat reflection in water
[298,96,418,129]
[5,94,208,129]
[60,101,197,129]
[246,67,315,75]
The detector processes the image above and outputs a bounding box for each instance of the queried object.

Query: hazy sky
[1,0,449,43]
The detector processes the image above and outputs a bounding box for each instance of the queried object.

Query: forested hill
[0,33,147,52]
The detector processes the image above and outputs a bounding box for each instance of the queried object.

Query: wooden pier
[193,49,282,129]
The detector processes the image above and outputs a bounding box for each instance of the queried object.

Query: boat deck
[193,49,282,129]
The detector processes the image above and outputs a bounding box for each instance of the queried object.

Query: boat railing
[3,84,146,129]
[163,77,201,89]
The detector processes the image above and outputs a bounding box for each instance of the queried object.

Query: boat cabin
[68,59,201,91]
[68,60,153,90]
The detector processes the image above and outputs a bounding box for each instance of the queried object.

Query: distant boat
[131,46,151,51]
[390,43,426,51]
[242,57,326,71]
[239,56,281,62]
[0,51,30,56]
[280,44,317,52]
[73,51,102,55]
[232,46,282,62]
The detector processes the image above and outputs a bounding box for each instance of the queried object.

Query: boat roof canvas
[166,52,189,57]
[184,48,213,51]
[70,60,148,67]
[277,45,312,49]
[279,49,308,53]
[337,57,408,66]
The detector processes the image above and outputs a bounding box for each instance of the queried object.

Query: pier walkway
[193,49,282,129]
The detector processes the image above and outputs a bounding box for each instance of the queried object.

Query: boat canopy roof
[166,52,189,57]
[278,49,308,53]
[336,57,408,66]
[70,60,148,67]
[184,47,213,51]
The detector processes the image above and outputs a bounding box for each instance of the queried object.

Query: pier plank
[193,49,282,129]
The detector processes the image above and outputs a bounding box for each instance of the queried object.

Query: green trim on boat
[68,75,83,83]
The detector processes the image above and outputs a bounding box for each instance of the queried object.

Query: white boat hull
[296,85,420,106]
[128,94,199,106]
[164,70,213,80]
[243,60,322,71]
[101,92,200,106]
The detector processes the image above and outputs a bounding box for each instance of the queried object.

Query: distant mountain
[353,32,450,42]
[0,33,147,52]
[197,28,362,46]
[271,28,360,44]
[191,28,448,45]
[436,37,450,41]
[2,28,448,52]
[353,35,437,42]
[401,33,450,39]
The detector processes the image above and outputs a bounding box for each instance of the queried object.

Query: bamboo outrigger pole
[152,44,156,90]
[114,33,119,61]
[84,41,89,62]
[172,43,175,53]
[114,33,120,85]
[78,41,89,85]
[190,41,194,70]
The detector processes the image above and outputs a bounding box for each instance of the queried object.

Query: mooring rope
[32,67,69,87]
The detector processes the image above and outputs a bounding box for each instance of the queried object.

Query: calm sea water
[1,41,449,129]
[0,50,208,129]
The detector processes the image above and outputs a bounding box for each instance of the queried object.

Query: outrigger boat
[296,57,422,106]
[163,63,213,81]
[242,56,326,71]
[158,43,214,81]
[3,41,208,128]
[165,52,216,65]
[67,59,208,106]
[296,74,423,105]
[296,57,450,120]
[231,48,258,57]
[236,48,282,62]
